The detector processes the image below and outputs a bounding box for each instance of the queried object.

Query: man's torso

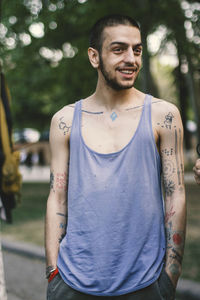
[60,94,167,156]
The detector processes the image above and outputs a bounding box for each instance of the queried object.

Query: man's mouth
[117,68,137,76]
[120,70,133,74]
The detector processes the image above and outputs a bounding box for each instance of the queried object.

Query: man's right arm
[193,159,200,185]
[45,108,72,273]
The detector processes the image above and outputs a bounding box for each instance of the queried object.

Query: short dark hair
[89,14,141,52]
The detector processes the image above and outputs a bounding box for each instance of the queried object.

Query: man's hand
[193,159,200,185]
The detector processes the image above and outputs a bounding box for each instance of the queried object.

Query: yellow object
[0,80,22,197]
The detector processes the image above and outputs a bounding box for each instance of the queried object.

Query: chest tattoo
[110,111,118,121]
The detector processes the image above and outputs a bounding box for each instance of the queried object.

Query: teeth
[120,70,133,74]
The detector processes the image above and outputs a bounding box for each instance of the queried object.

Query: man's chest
[80,108,159,154]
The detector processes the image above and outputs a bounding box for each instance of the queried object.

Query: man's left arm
[159,104,186,288]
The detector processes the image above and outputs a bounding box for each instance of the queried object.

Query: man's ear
[88,47,100,68]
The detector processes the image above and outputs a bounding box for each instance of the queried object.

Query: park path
[3,250,47,300]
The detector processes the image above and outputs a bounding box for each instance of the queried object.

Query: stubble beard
[99,55,138,91]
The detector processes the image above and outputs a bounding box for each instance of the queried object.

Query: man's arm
[193,159,200,185]
[45,107,72,273]
[157,103,186,287]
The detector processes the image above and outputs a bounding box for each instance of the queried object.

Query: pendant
[110,111,118,121]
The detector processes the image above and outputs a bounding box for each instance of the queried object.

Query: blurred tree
[0,0,199,148]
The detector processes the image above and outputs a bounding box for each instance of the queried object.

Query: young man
[45,15,186,300]
[193,159,200,184]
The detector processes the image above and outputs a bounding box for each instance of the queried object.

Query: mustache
[116,65,138,71]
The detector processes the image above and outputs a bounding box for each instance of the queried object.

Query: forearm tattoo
[165,205,175,223]
[50,171,68,192]
[56,172,67,191]
[56,212,68,243]
[166,222,185,277]
[163,179,176,197]
[59,233,66,243]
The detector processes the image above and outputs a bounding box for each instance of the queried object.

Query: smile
[117,68,137,78]
[120,70,133,74]
[117,67,137,74]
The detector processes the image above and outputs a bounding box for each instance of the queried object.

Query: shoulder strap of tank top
[144,94,152,119]
[70,100,81,135]
[145,94,152,106]
[139,94,152,131]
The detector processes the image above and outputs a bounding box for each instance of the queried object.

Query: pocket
[164,270,175,291]
[154,280,165,300]
[158,269,175,300]
[47,273,62,300]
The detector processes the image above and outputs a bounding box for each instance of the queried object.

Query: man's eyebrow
[110,42,143,48]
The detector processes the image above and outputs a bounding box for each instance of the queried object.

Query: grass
[1,182,200,283]
[181,184,200,282]
[1,182,49,246]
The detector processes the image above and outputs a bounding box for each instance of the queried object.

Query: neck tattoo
[110,111,118,121]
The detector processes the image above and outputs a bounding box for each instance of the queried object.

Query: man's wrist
[165,265,181,288]
[46,265,57,279]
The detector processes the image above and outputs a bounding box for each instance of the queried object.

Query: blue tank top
[57,94,166,296]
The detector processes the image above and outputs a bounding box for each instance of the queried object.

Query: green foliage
[0,0,199,131]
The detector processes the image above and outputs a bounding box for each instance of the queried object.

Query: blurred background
[0,0,200,163]
[0,0,200,299]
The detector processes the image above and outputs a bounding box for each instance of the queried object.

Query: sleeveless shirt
[57,94,166,296]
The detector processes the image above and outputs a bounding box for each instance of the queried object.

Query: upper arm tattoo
[164,112,174,129]
[159,112,184,195]
[157,111,175,130]
[59,116,71,135]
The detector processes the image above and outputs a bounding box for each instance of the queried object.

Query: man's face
[98,25,142,91]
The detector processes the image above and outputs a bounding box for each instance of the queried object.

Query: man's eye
[113,48,123,53]
[134,48,142,55]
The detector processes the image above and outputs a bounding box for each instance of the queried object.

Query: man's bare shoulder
[152,97,179,113]
[52,103,75,123]
[151,97,183,140]
[49,103,76,142]
[152,97,181,122]
[51,103,75,130]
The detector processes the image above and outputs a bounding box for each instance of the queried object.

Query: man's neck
[92,81,143,111]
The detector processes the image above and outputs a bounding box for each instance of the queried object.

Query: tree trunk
[140,31,159,97]
[174,61,192,150]
[174,39,192,150]
[186,55,200,146]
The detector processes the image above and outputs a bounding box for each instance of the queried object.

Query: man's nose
[124,49,135,64]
